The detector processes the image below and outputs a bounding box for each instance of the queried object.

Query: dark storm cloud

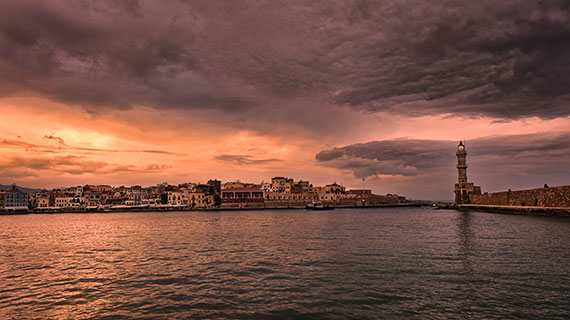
[0,0,250,112]
[0,0,568,119]
[327,1,570,119]
[316,139,456,178]
[316,131,570,192]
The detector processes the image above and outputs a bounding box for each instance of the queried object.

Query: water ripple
[0,208,569,319]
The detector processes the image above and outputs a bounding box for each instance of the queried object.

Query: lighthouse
[454,141,481,204]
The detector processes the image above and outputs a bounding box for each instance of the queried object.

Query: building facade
[167,191,185,206]
[261,182,272,194]
[271,177,294,193]
[36,195,50,208]
[5,186,29,207]
[221,187,264,206]
[207,179,221,196]
[86,194,102,207]
[55,196,85,208]
[326,183,346,194]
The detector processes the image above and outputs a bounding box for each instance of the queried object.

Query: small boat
[305,202,335,210]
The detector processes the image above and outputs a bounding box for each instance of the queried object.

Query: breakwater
[440,203,570,217]
[470,185,570,207]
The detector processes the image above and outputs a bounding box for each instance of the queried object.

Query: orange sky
[3,96,569,199]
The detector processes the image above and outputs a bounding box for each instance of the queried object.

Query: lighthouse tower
[454,141,481,204]
[457,141,468,185]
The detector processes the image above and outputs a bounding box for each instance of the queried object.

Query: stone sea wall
[470,185,570,207]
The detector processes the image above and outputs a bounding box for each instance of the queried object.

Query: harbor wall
[470,185,570,207]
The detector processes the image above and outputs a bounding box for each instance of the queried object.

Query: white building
[55,197,85,208]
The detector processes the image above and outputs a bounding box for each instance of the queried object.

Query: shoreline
[0,203,424,215]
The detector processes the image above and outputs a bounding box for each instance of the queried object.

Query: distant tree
[544,184,549,188]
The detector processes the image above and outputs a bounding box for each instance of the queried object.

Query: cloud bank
[0,155,170,178]
[0,0,568,121]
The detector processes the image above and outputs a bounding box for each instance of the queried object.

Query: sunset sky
[1,0,569,200]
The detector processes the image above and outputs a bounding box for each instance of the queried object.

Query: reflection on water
[0,207,569,319]
[455,212,477,316]
[457,211,474,273]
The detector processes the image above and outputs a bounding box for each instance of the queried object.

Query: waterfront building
[207,179,221,195]
[297,180,310,193]
[125,188,142,205]
[194,184,215,196]
[0,192,5,207]
[319,192,338,202]
[142,195,162,205]
[221,186,264,206]
[5,185,29,208]
[266,192,318,202]
[454,141,481,204]
[106,195,128,206]
[261,181,272,194]
[326,183,346,194]
[290,182,303,193]
[128,187,153,205]
[55,196,85,208]
[271,177,294,193]
[86,194,102,207]
[185,191,212,208]
[36,195,50,208]
[167,190,185,206]
[98,192,110,205]
[46,191,65,207]
[308,186,326,194]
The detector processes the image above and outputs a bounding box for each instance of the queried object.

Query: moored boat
[305,202,334,210]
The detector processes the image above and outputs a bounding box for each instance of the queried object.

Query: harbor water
[1,207,569,319]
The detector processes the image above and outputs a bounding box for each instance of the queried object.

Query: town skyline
[1,176,409,211]
[1,1,569,200]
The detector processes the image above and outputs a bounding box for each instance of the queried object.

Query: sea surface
[1,207,569,319]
